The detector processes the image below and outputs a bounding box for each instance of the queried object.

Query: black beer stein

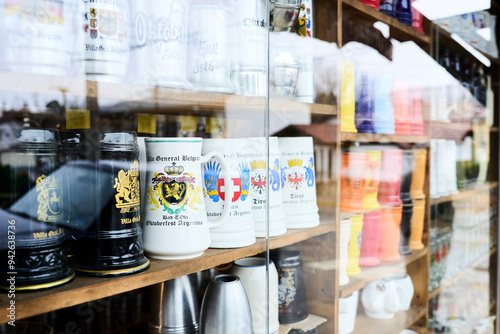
[399,203,414,255]
[400,150,414,205]
[71,132,149,276]
[270,249,309,324]
[0,128,74,290]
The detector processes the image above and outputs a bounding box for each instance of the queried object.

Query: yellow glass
[409,199,426,250]
[340,61,357,133]
[363,150,381,210]
[410,149,427,200]
[346,213,364,276]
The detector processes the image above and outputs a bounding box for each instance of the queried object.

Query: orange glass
[410,149,427,200]
[363,150,381,210]
[393,81,410,135]
[378,206,403,262]
[341,152,369,213]
[409,199,426,250]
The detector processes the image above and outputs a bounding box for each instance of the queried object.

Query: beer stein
[378,148,403,206]
[187,0,234,93]
[149,275,200,334]
[379,0,396,17]
[246,137,287,237]
[409,88,424,135]
[143,138,233,260]
[410,149,427,200]
[386,274,414,311]
[355,72,376,133]
[0,1,73,76]
[393,82,410,135]
[341,152,370,213]
[72,132,150,276]
[378,206,403,262]
[279,137,320,229]
[359,0,379,9]
[363,150,381,211]
[374,75,395,134]
[339,218,352,286]
[270,0,303,32]
[400,150,414,204]
[270,249,309,324]
[346,214,364,276]
[231,257,279,334]
[231,0,268,97]
[361,279,401,319]
[409,199,425,250]
[74,0,130,82]
[202,138,256,248]
[399,204,414,255]
[270,32,300,99]
[339,291,359,334]
[395,0,413,26]
[3,129,74,290]
[341,61,358,133]
[200,274,253,334]
[359,210,382,267]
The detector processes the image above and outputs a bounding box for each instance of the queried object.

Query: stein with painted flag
[202,138,256,248]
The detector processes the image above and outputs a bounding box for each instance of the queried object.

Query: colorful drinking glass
[347,214,364,276]
[339,218,352,286]
[393,81,410,135]
[341,61,358,133]
[409,87,424,135]
[411,0,425,34]
[359,210,382,267]
[410,149,427,200]
[359,0,380,9]
[374,75,395,134]
[363,150,381,211]
[341,152,369,213]
[409,199,425,250]
[378,148,403,206]
[399,203,414,255]
[355,72,376,133]
[378,206,403,262]
[400,150,414,204]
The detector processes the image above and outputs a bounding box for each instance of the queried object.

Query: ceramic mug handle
[201,151,233,229]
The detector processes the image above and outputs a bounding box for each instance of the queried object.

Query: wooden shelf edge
[339,248,429,298]
[0,72,336,117]
[430,182,499,205]
[341,132,429,143]
[341,0,431,44]
[429,247,497,299]
[0,221,335,322]
[352,305,427,334]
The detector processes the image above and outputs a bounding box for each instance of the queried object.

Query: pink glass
[359,210,382,267]
[393,81,410,135]
[359,0,380,10]
[411,0,425,34]
[409,87,424,135]
[378,149,403,206]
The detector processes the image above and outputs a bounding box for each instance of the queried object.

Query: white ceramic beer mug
[143,138,233,259]
[202,138,256,248]
[278,137,320,229]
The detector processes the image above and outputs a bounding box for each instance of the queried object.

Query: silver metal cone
[149,275,200,334]
[199,274,253,334]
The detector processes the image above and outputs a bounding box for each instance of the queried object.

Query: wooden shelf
[0,72,336,117]
[352,305,427,334]
[339,248,429,298]
[435,26,499,65]
[0,221,335,323]
[430,182,499,205]
[341,132,428,143]
[429,247,497,299]
[341,0,431,45]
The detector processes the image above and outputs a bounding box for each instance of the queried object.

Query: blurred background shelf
[430,182,499,205]
[0,221,335,322]
[341,132,429,143]
[428,247,497,299]
[339,248,429,298]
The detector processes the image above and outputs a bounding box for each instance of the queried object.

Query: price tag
[180,116,197,132]
[66,109,90,130]
[206,117,220,134]
[138,115,156,134]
